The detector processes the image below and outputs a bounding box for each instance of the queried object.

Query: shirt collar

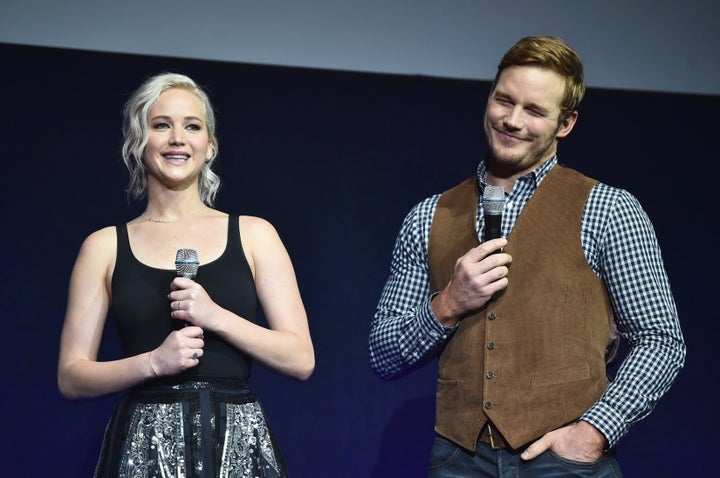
[477,155,558,190]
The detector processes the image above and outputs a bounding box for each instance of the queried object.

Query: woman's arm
[57,228,156,399]
[57,227,205,399]
[169,216,314,380]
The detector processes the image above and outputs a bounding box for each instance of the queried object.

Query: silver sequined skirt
[94,378,287,478]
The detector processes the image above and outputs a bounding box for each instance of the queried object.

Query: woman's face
[143,87,213,191]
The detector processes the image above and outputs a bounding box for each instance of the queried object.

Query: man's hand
[521,420,607,463]
[431,238,511,327]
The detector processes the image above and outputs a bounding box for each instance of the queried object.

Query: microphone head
[175,249,199,278]
[482,185,505,215]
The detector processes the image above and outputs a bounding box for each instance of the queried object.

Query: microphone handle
[483,214,502,253]
[173,271,195,329]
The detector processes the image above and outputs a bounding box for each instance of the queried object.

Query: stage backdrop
[2,43,717,477]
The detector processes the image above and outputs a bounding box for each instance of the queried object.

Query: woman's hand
[168,277,222,330]
[149,326,205,376]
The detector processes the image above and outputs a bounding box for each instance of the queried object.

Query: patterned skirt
[94,378,287,478]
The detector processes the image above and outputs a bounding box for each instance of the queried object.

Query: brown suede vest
[428,166,611,451]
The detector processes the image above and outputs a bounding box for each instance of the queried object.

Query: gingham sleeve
[580,184,686,447]
[368,195,458,380]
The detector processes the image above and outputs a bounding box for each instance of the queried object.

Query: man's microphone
[175,249,199,279]
[482,185,505,250]
[174,249,199,329]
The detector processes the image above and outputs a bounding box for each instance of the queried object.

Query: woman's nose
[170,128,185,145]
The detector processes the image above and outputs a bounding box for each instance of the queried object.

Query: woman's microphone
[175,249,199,279]
[174,249,199,328]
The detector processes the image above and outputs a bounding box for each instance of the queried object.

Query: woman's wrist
[148,350,159,378]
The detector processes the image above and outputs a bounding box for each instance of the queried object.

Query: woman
[58,72,314,477]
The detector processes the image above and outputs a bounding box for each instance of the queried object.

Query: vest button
[484,401,494,409]
[486,371,495,379]
[487,342,495,350]
[488,312,497,320]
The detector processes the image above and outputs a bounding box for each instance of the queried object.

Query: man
[368,36,685,477]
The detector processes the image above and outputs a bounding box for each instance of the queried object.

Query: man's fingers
[521,436,551,461]
[467,238,507,261]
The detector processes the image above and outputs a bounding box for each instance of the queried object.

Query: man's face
[484,65,577,177]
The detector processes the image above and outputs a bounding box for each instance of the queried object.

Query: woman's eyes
[151,122,202,131]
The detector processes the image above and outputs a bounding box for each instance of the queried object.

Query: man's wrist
[577,419,608,450]
[429,290,460,327]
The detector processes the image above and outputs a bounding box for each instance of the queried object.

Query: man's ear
[556,110,578,139]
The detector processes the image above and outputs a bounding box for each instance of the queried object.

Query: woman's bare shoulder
[238,215,278,238]
[77,226,117,260]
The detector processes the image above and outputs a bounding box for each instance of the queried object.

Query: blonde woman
[58,72,314,477]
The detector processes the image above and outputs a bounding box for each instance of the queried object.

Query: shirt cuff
[580,400,627,449]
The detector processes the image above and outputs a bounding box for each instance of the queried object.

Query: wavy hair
[121,72,220,205]
[493,36,585,122]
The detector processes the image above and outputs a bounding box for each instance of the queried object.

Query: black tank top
[111,214,256,381]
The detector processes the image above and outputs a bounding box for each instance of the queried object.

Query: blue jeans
[428,435,623,478]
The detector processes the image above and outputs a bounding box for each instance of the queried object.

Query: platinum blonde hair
[121,73,220,205]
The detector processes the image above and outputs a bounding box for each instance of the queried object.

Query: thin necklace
[141,214,178,224]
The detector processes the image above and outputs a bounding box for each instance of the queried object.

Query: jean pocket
[428,436,462,470]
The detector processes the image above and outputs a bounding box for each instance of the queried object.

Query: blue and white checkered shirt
[368,156,685,448]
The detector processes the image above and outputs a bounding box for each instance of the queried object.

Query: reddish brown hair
[493,36,585,121]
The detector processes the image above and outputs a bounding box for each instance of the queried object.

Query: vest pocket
[529,362,589,387]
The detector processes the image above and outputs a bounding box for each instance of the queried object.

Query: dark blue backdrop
[2,43,717,477]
